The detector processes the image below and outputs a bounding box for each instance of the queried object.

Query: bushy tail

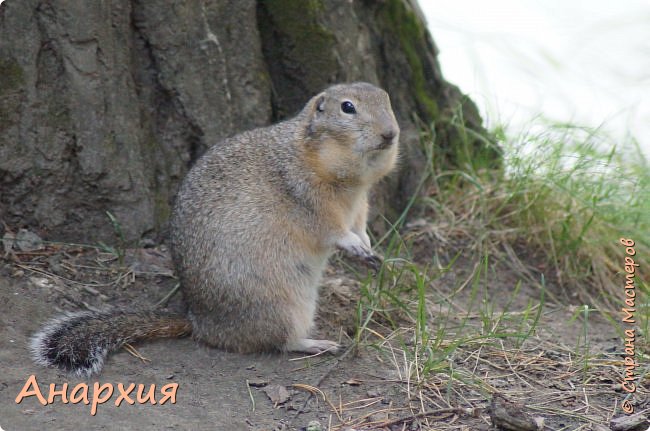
[30,308,192,377]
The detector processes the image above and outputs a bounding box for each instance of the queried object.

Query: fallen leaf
[263,384,290,406]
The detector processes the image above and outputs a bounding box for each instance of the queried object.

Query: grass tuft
[343,118,649,428]
[424,121,649,308]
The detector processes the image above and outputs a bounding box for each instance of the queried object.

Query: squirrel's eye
[341,101,356,114]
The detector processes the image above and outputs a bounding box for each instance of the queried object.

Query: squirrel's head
[301,82,399,187]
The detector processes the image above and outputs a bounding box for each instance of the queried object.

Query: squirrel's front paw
[336,231,383,272]
[363,252,383,272]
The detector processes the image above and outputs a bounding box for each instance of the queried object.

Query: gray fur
[31,82,399,376]
[30,311,108,378]
[29,308,191,376]
[170,81,399,353]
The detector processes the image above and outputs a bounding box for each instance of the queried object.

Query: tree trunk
[0,0,496,244]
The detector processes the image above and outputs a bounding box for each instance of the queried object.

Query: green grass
[424,120,649,308]
[347,118,648,425]
[97,211,128,265]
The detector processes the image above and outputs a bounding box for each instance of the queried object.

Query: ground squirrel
[30,82,400,377]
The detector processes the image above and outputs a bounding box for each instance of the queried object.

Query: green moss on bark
[153,188,171,230]
[0,58,25,134]
[138,131,172,231]
[261,0,335,81]
[379,0,439,119]
[257,0,338,115]
[0,58,25,95]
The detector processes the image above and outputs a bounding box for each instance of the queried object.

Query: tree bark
[0,0,496,243]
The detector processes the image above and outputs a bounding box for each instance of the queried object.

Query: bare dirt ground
[0,236,648,430]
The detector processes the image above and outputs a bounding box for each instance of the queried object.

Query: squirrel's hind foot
[287,338,339,355]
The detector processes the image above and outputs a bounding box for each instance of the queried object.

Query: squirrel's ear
[308,92,326,114]
[306,92,326,136]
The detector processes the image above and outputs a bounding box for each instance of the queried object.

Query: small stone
[612,383,623,392]
[306,420,322,431]
[369,412,388,422]
[15,228,43,251]
[30,277,53,289]
[2,232,16,253]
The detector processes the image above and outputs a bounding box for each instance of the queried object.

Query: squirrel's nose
[381,129,397,141]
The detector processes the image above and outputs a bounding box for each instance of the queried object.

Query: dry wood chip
[247,378,269,388]
[610,410,650,431]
